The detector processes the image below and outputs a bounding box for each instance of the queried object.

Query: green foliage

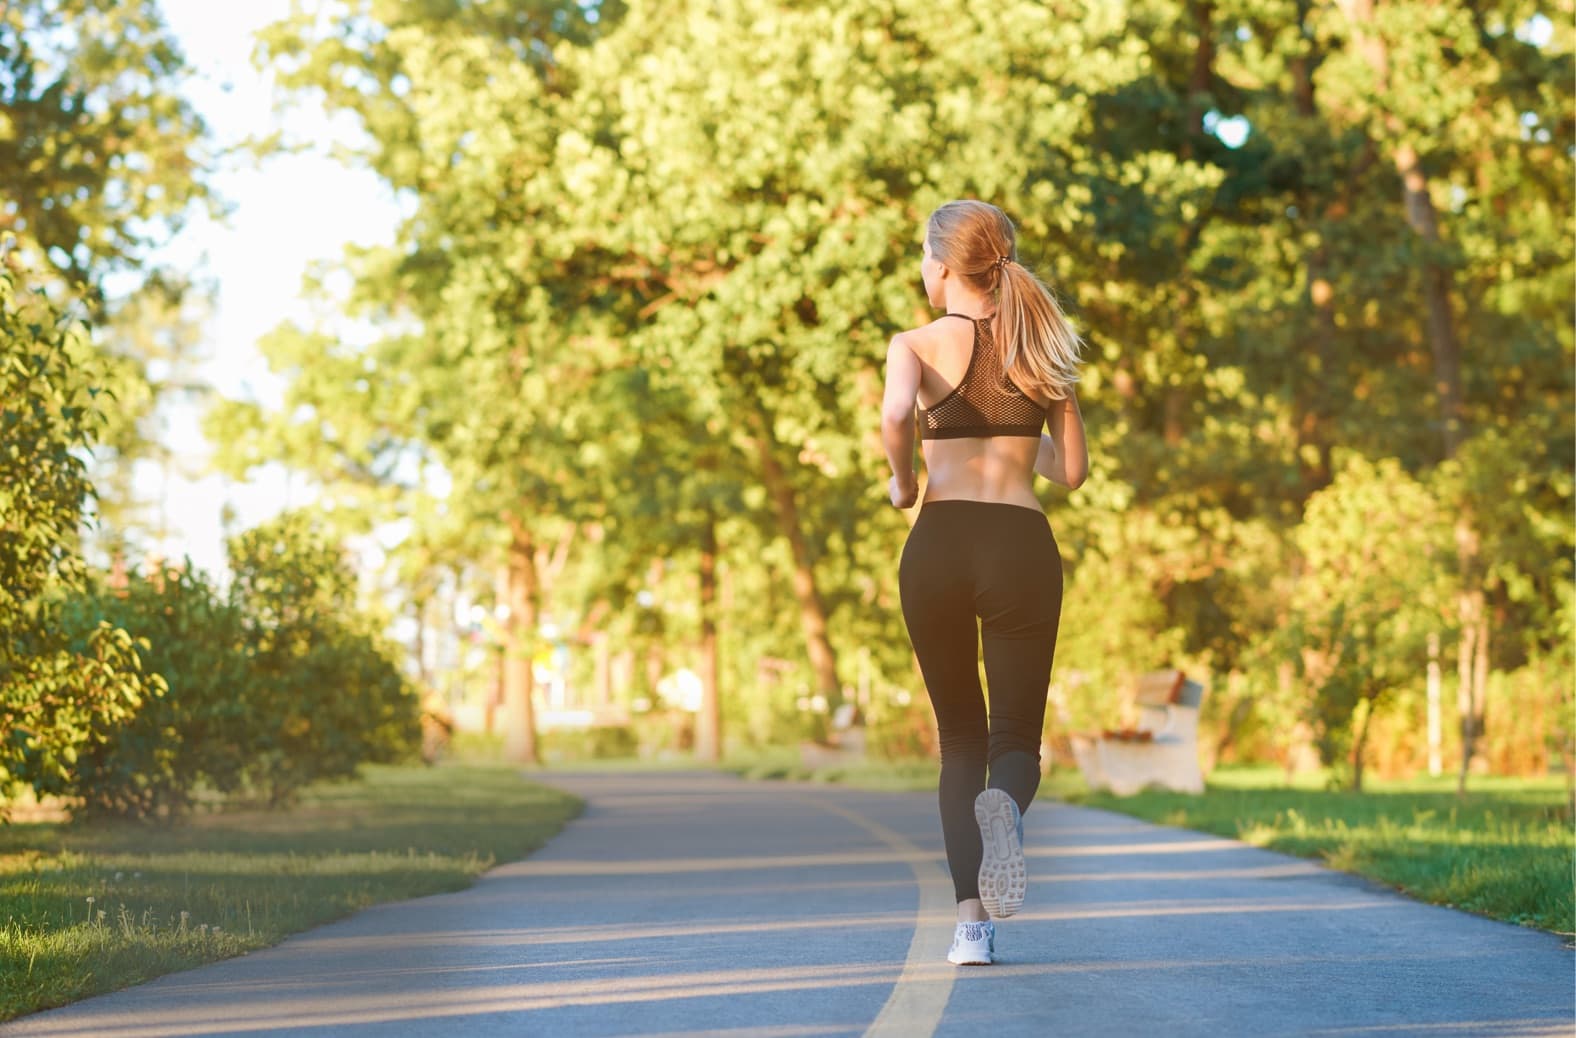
[629,710,696,759]
[0,270,155,800]
[238,0,1572,771]
[1050,471,1195,733]
[0,0,210,302]
[21,525,424,820]
[226,513,421,807]
[1285,453,1454,785]
[0,0,216,561]
[1431,424,1575,663]
[539,725,639,762]
[55,566,253,818]
[0,269,416,820]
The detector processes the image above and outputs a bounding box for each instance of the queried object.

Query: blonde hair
[925,200,1082,401]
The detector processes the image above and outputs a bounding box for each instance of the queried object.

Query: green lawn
[1047,766,1575,936]
[728,752,1574,936]
[726,747,943,791]
[0,763,581,1022]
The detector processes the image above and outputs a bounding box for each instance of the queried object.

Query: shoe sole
[947,951,992,966]
[975,788,1025,919]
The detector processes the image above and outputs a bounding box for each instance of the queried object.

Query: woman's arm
[881,333,922,507]
[1034,391,1088,489]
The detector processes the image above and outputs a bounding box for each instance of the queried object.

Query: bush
[227,513,420,806]
[1480,661,1569,776]
[631,710,694,757]
[58,565,254,817]
[44,532,423,819]
[539,726,638,762]
[862,697,937,761]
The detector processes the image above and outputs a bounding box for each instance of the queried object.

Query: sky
[131,0,403,579]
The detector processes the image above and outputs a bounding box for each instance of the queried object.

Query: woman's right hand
[889,475,918,509]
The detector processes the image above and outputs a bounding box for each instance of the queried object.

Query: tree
[1314,0,1574,786]
[234,0,1571,771]
[0,0,210,307]
[230,0,626,763]
[1286,454,1452,789]
[0,267,155,803]
[0,0,216,561]
[554,0,1174,718]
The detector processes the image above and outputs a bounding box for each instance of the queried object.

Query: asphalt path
[4,770,1571,1037]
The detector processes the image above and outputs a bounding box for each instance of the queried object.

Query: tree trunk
[1162,390,1186,448]
[1212,669,1252,765]
[1336,0,1464,461]
[1161,0,1215,451]
[593,632,612,710]
[1187,0,1214,106]
[1350,697,1375,792]
[502,517,540,765]
[412,594,430,685]
[1426,631,1442,777]
[1395,142,1465,457]
[696,508,722,762]
[1453,511,1490,794]
[1340,0,1480,799]
[613,648,635,703]
[487,566,507,735]
[1277,659,1298,781]
[747,411,842,709]
[487,642,504,736]
[1455,587,1479,795]
[1472,607,1489,769]
[1291,37,1336,492]
[646,643,665,706]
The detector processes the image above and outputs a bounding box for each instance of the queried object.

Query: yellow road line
[805,798,956,1038]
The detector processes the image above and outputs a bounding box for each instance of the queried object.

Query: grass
[452,730,707,771]
[0,762,581,1023]
[725,746,944,791]
[727,751,1575,936]
[1050,766,1575,936]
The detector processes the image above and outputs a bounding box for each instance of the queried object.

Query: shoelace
[956,921,991,943]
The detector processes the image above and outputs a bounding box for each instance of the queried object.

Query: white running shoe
[947,920,994,965]
[974,788,1026,919]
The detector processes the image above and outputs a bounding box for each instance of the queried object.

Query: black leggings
[898,499,1063,903]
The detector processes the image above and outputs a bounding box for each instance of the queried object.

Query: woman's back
[905,313,1047,512]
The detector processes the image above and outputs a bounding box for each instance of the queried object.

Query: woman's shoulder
[895,316,967,357]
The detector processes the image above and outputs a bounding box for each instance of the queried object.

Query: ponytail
[925,199,1083,402]
[993,261,1082,402]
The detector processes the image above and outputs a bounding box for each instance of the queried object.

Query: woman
[881,199,1087,966]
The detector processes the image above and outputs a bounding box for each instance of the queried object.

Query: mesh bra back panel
[917,314,1047,440]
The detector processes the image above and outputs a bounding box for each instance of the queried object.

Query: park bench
[1069,669,1206,795]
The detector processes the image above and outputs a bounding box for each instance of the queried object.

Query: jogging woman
[881,199,1088,966]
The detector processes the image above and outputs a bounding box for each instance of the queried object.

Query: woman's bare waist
[920,443,1041,509]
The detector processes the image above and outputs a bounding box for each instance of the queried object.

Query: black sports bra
[917,314,1047,440]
